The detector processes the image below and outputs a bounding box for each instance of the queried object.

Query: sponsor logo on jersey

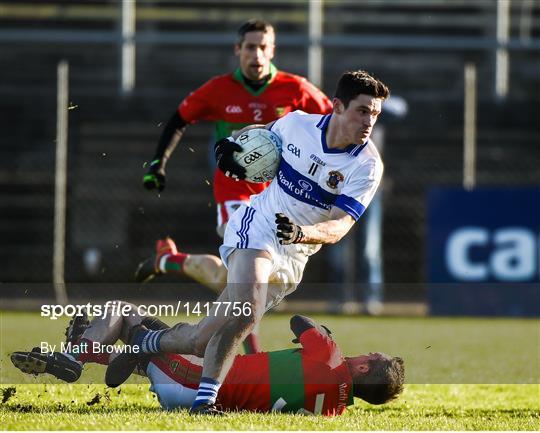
[225,105,243,114]
[326,170,344,189]
[287,143,301,158]
[298,179,313,191]
[278,170,332,210]
[309,154,326,166]
[243,151,262,165]
[338,383,349,411]
[248,102,267,109]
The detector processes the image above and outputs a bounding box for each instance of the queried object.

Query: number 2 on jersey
[253,109,263,122]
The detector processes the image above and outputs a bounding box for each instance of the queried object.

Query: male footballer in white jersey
[123,70,390,414]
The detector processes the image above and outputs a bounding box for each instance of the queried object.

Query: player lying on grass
[11,304,404,415]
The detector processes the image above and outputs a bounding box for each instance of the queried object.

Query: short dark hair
[237,19,274,44]
[353,354,404,405]
[334,70,390,108]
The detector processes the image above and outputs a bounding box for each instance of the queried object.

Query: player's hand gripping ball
[214,138,247,180]
[233,129,282,183]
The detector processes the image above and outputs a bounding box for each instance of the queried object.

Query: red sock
[163,252,189,273]
[69,338,110,365]
[242,333,262,354]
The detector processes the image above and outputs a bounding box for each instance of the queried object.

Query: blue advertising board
[428,187,540,316]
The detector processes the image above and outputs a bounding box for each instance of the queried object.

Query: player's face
[348,352,387,375]
[335,94,382,144]
[235,30,275,81]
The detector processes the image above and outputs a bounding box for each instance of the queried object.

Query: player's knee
[111,300,132,308]
[109,300,135,316]
[234,301,264,333]
[192,316,255,356]
[237,287,265,319]
[122,301,137,311]
[214,265,228,285]
[237,312,258,333]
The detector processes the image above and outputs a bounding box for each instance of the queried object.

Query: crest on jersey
[326,171,344,189]
[170,360,179,373]
[275,107,286,117]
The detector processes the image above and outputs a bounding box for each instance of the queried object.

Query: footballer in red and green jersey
[151,319,354,416]
[178,64,332,203]
[217,326,354,415]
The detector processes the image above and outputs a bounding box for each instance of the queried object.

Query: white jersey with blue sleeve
[219,110,383,295]
[250,110,383,227]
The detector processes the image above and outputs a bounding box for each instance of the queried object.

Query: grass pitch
[1,311,539,430]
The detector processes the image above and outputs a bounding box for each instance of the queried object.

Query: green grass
[1,311,539,430]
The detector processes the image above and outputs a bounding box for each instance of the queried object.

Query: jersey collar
[233,63,278,97]
[317,114,368,156]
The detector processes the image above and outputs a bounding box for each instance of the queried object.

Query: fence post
[53,60,69,305]
[463,63,477,191]
[495,0,510,100]
[120,0,136,95]
[308,0,323,88]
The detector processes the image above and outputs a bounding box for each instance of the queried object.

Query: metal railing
[1,0,539,97]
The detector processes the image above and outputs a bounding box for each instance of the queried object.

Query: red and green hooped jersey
[152,328,354,416]
[218,328,354,415]
[178,65,332,202]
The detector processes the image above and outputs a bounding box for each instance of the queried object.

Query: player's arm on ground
[276,208,355,245]
[290,315,342,368]
[143,111,187,191]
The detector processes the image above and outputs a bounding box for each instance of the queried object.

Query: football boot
[64,311,90,345]
[11,351,82,383]
[190,403,225,416]
[134,237,178,283]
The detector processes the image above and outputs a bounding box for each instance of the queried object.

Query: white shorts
[147,361,197,411]
[216,200,249,237]
[219,204,318,311]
